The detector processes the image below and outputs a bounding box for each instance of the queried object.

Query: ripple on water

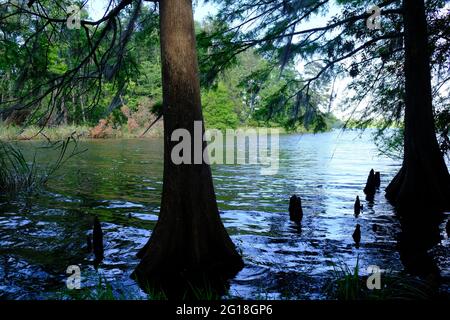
[1,132,449,299]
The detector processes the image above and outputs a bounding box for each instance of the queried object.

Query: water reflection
[0,131,449,299]
[397,214,442,279]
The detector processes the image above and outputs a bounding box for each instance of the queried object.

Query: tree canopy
[0,0,338,133]
[200,0,449,155]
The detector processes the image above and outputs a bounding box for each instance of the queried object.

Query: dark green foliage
[202,82,239,130]
[0,1,161,127]
[328,258,441,300]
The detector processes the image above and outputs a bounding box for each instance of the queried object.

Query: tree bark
[132,0,243,296]
[386,0,450,214]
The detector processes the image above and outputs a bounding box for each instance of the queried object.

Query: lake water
[0,130,449,299]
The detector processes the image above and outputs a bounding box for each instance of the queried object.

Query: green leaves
[202,82,239,130]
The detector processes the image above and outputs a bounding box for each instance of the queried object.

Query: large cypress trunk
[132,0,243,296]
[386,0,450,214]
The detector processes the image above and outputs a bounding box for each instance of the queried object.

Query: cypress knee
[364,169,376,199]
[374,172,381,188]
[289,195,303,222]
[354,195,363,216]
[352,224,361,246]
[93,216,104,261]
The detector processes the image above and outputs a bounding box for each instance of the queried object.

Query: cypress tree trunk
[132,0,243,295]
[386,0,450,214]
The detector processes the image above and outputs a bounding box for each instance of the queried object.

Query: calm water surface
[0,130,449,299]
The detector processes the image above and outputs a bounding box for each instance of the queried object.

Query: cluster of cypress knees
[290,169,450,247]
[352,169,381,248]
[289,169,382,248]
[87,168,450,266]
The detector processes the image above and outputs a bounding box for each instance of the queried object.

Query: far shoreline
[0,124,350,142]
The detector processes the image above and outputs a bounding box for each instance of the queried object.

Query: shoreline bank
[0,124,343,142]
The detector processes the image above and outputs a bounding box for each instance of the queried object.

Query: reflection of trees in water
[397,215,442,280]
